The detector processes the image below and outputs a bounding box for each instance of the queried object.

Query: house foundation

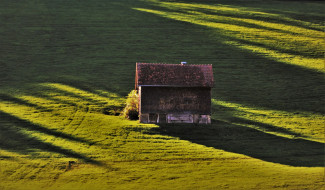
[140,113,211,124]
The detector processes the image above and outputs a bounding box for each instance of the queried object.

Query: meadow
[0,0,324,189]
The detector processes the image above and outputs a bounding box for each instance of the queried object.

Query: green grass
[135,0,325,71]
[0,0,324,189]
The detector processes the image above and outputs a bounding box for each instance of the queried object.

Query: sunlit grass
[148,0,324,30]
[41,83,124,108]
[145,0,286,19]
[153,0,325,32]
[0,0,324,189]
[212,99,325,142]
[134,0,325,72]
[1,82,324,189]
[224,40,325,71]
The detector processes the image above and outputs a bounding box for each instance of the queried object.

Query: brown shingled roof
[135,63,214,88]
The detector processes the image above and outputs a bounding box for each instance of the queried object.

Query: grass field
[0,0,324,189]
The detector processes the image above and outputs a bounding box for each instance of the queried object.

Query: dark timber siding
[140,87,211,115]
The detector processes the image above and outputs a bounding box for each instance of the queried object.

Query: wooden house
[135,62,214,124]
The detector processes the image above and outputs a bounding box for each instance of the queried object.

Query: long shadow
[146,6,323,58]
[0,111,95,146]
[36,84,124,115]
[0,118,102,166]
[40,94,79,108]
[226,35,323,58]
[145,121,324,167]
[209,43,325,114]
[162,6,322,38]
[132,3,325,115]
[42,86,105,106]
[227,117,306,138]
[0,94,53,112]
[1,0,323,119]
[166,1,324,32]
[38,82,123,110]
[166,7,323,58]
[52,80,124,99]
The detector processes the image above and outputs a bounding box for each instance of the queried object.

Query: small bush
[122,90,139,120]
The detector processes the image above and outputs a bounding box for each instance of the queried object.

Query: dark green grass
[0,111,100,165]
[146,122,324,167]
[0,0,323,150]
[0,0,324,189]
[0,110,92,145]
[1,0,323,113]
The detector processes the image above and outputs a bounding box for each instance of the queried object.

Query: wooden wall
[140,87,211,115]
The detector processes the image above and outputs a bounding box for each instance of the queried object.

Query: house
[135,62,214,124]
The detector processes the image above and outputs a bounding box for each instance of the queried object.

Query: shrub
[122,90,139,120]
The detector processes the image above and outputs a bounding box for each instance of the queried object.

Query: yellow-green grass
[135,0,325,72]
[0,83,324,189]
[212,99,324,142]
[0,0,324,189]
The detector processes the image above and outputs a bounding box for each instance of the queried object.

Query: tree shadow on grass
[132,1,325,115]
[0,111,94,145]
[149,120,324,167]
[227,117,307,138]
[0,94,53,112]
[0,111,102,166]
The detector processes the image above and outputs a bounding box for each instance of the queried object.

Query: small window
[149,113,158,123]
[159,114,167,123]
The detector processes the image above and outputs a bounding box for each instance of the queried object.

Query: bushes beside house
[122,90,139,120]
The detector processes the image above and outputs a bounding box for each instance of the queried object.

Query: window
[149,113,158,123]
[158,114,166,123]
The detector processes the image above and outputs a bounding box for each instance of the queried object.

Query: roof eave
[138,85,213,88]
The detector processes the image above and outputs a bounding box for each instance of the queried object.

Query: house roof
[135,63,214,88]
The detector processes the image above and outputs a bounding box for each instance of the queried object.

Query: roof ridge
[137,62,212,66]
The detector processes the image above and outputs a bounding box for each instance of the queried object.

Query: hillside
[0,0,324,189]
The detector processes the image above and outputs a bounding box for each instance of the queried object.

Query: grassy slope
[0,0,324,189]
